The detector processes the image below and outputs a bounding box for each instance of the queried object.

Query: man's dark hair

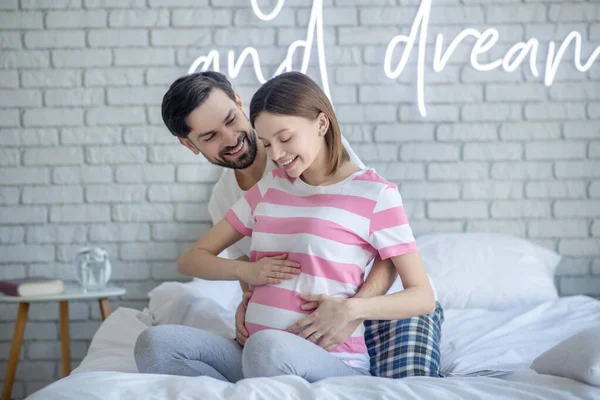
[161,71,236,138]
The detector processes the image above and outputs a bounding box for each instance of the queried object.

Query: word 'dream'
[385,0,600,117]
[189,0,600,118]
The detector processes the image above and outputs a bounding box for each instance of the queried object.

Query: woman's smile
[279,156,298,170]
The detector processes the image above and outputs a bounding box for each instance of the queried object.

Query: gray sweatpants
[134,325,370,383]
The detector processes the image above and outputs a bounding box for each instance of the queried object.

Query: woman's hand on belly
[239,254,301,285]
[285,294,359,351]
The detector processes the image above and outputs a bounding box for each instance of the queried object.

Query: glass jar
[75,247,112,292]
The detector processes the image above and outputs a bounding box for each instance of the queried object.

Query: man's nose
[223,130,238,147]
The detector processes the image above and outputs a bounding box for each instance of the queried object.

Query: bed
[26,233,600,400]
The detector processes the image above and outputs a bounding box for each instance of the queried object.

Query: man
[161,71,398,349]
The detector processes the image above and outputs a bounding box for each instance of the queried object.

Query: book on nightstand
[0,277,65,297]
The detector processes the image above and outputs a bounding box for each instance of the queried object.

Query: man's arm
[355,256,397,298]
[178,219,299,283]
[348,252,436,320]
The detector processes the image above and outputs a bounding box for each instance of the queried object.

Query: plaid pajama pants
[364,302,444,379]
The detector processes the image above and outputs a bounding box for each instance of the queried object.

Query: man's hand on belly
[285,294,362,351]
[235,291,252,346]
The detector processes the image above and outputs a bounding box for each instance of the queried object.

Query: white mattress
[27,295,600,400]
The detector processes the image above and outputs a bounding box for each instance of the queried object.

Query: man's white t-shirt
[208,159,276,260]
[207,135,366,260]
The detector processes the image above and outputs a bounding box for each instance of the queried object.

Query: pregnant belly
[244,285,308,336]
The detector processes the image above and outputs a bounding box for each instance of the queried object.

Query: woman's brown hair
[249,71,349,176]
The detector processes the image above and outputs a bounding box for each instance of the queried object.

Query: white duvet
[27,295,600,400]
[24,369,599,400]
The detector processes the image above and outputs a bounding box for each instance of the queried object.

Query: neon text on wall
[188,0,600,118]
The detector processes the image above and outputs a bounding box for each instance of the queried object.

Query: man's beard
[210,130,258,170]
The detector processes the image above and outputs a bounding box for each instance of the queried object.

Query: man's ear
[178,137,200,155]
[235,92,244,109]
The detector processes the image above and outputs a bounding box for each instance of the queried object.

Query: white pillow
[415,232,561,310]
[189,278,243,311]
[72,307,149,374]
[147,281,237,337]
[180,297,236,339]
[148,280,241,324]
[531,325,600,386]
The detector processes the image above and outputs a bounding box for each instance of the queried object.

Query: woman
[136,72,436,382]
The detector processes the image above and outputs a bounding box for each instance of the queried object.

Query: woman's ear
[316,112,329,135]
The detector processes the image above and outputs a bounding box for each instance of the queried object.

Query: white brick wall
[1,1,599,397]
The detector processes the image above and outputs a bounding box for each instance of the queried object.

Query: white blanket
[27,295,600,400]
[26,369,600,400]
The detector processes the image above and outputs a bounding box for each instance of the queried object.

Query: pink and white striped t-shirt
[225,167,418,371]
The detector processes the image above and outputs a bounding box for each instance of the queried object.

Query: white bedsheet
[441,295,600,374]
[26,370,600,400]
[27,295,600,399]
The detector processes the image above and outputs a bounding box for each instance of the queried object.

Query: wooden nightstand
[0,285,126,400]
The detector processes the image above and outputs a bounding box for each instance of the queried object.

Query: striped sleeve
[368,186,418,259]
[209,190,246,259]
[225,173,272,237]
[225,183,263,237]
